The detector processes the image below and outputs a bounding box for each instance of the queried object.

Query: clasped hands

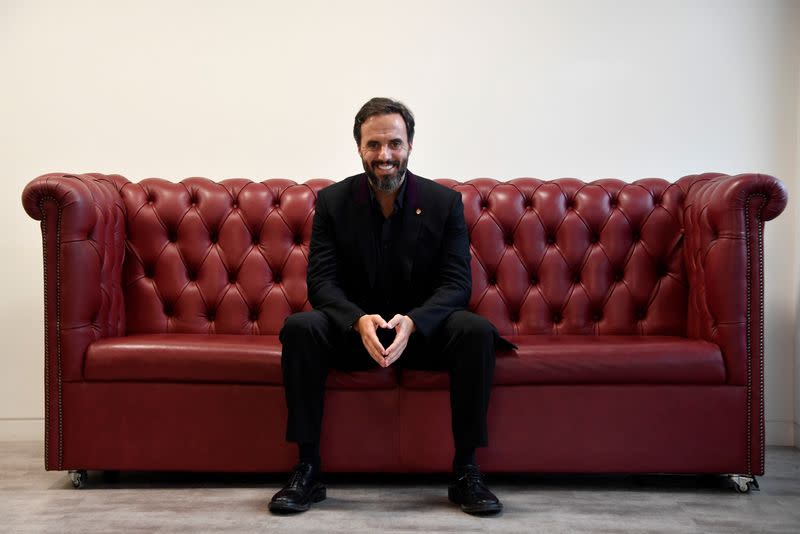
[353,314,415,367]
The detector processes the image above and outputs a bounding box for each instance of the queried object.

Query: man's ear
[407,142,412,154]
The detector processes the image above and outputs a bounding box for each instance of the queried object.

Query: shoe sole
[448,487,504,516]
[268,486,326,514]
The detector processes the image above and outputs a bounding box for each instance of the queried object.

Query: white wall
[2,0,798,445]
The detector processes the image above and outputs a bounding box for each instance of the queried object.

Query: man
[270,97,509,516]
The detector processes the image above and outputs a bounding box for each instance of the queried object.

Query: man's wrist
[351,314,366,332]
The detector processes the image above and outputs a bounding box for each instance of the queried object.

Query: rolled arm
[679,172,787,383]
[23,172,129,471]
[22,173,129,382]
[679,172,786,476]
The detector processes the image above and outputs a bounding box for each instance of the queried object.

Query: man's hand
[354,314,390,367]
[383,314,415,366]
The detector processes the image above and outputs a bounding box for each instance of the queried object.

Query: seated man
[270,97,510,516]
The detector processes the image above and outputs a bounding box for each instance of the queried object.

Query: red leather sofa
[22,172,787,487]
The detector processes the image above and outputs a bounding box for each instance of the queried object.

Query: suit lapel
[352,174,377,289]
[400,172,424,287]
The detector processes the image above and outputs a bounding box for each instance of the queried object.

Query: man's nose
[378,144,391,160]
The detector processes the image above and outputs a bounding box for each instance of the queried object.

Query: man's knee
[444,310,495,345]
[279,310,330,344]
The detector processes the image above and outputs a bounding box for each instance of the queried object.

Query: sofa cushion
[84,334,397,389]
[400,335,725,389]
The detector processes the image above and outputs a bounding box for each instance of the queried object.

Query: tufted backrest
[445,178,687,337]
[120,176,687,336]
[120,177,331,335]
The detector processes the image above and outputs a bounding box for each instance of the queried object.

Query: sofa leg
[68,470,88,489]
[727,474,759,493]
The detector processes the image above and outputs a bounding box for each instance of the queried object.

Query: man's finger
[385,344,406,366]
[385,334,408,361]
[369,314,389,328]
[365,333,386,356]
[386,314,403,329]
[362,331,387,364]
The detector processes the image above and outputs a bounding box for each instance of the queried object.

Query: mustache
[372,160,399,167]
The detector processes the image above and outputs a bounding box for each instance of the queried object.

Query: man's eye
[390,141,401,149]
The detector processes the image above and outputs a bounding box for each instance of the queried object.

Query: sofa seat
[401,335,725,389]
[84,334,397,389]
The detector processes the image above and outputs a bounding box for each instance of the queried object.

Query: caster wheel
[729,475,758,494]
[69,470,88,489]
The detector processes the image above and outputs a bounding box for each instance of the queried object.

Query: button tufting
[488,276,497,285]
[228,272,237,283]
[510,314,519,322]
[144,266,155,278]
[614,271,624,282]
[207,310,216,321]
[294,235,303,245]
[590,234,599,244]
[530,275,538,285]
[209,232,218,244]
[187,270,197,281]
[546,235,555,245]
[592,313,602,322]
[252,234,260,245]
[232,202,239,209]
[552,313,562,323]
[249,309,259,321]
[163,304,173,316]
[273,273,282,283]
[572,274,581,283]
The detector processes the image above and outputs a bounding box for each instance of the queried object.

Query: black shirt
[367,176,408,319]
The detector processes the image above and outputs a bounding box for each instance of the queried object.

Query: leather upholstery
[85,333,396,389]
[402,335,725,388]
[22,171,787,476]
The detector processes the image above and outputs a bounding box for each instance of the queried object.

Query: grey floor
[1,442,799,533]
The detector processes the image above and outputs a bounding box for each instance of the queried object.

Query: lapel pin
[416,208,422,215]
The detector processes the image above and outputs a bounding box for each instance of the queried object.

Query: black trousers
[279,309,497,450]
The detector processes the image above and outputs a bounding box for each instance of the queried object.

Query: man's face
[357,113,412,193]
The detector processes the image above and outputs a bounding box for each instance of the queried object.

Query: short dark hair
[353,97,415,146]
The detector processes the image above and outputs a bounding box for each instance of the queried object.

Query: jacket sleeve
[306,188,366,333]
[407,192,471,338]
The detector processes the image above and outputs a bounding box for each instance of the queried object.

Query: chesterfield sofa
[22,171,787,491]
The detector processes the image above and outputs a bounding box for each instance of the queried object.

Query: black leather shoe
[268,463,326,514]
[448,464,503,515]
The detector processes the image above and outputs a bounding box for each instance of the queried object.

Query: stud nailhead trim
[39,196,64,471]
[744,193,767,476]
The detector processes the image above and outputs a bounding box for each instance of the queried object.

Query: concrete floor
[1,442,799,533]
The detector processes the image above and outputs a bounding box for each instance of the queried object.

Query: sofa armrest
[679,172,786,384]
[22,173,129,470]
[679,172,786,475]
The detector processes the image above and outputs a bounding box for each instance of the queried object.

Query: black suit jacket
[307,171,471,339]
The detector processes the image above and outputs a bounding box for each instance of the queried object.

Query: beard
[363,156,408,193]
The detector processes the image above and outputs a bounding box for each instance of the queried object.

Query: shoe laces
[288,464,310,489]
[458,467,485,487]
